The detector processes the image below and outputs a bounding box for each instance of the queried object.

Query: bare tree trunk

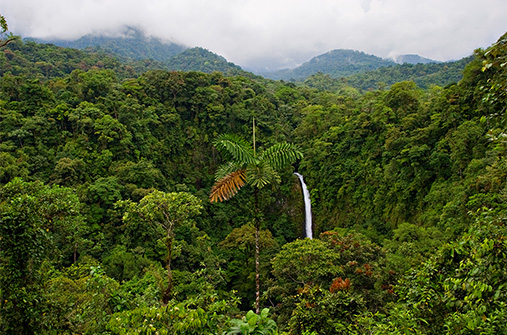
[162,232,173,304]
[254,188,260,314]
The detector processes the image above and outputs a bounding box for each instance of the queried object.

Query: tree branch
[0,38,15,47]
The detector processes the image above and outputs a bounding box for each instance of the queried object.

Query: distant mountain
[165,47,246,75]
[393,54,440,64]
[27,27,187,62]
[302,56,473,92]
[262,49,396,80]
[0,39,137,80]
[343,56,473,90]
[27,29,254,76]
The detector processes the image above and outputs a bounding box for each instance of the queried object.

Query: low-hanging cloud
[2,0,506,70]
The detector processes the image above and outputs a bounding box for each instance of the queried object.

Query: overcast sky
[2,0,506,71]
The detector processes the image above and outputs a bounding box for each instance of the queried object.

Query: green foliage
[32,26,187,63]
[210,130,302,312]
[210,133,303,200]
[344,56,473,91]
[0,13,7,34]
[107,289,239,335]
[383,222,444,274]
[268,238,341,327]
[352,309,427,335]
[227,308,278,335]
[271,238,341,287]
[167,47,247,75]
[220,224,279,308]
[266,49,396,81]
[0,39,130,80]
[480,32,507,119]
[368,210,507,334]
[102,245,154,281]
[213,133,257,169]
[0,13,15,48]
[288,284,365,335]
[268,230,394,333]
[1,31,507,335]
[120,190,203,232]
[0,178,82,334]
[118,190,202,302]
[45,260,165,334]
[48,264,121,334]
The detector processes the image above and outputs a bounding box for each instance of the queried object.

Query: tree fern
[213,134,256,166]
[261,142,303,170]
[210,169,247,202]
[210,132,303,313]
[246,162,280,189]
[215,161,243,181]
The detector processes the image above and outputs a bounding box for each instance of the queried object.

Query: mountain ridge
[391,54,440,64]
[27,28,441,77]
[27,26,188,63]
[261,49,397,80]
[24,29,466,87]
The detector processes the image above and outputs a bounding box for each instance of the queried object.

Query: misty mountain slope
[303,55,473,91]
[0,39,136,79]
[27,27,187,62]
[263,49,396,80]
[27,30,255,77]
[343,55,473,90]
[165,47,247,75]
[393,54,440,64]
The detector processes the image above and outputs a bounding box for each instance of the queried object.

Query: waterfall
[294,172,313,239]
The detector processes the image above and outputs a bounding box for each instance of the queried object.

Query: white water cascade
[294,172,313,239]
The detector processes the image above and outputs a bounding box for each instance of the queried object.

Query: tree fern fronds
[209,169,247,202]
[246,163,280,189]
[215,161,243,181]
[261,143,303,170]
[213,134,256,166]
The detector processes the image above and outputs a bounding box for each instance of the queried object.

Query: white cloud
[2,0,506,70]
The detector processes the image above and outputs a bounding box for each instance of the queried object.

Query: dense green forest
[300,56,473,92]
[264,49,397,80]
[29,27,187,63]
[32,30,468,89]
[1,18,507,334]
[261,49,468,89]
[340,56,474,90]
[30,29,256,77]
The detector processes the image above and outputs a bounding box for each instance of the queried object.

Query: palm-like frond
[213,134,256,166]
[209,169,247,203]
[260,143,303,170]
[215,161,242,181]
[210,135,303,202]
[246,162,281,189]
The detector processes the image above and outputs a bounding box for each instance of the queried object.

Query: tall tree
[210,130,302,312]
[118,190,202,304]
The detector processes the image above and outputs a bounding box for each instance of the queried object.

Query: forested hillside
[342,56,473,90]
[165,47,250,75]
[29,27,187,62]
[264,49,396,80]
[1,26,506,335]
[29,31,469,88]
[392,54,439,64]
[31,31,253,77]
[302,56,472,92]
[0,38,171,80]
